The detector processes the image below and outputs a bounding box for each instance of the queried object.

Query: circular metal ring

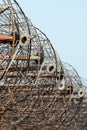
[57,79,66,90]
[19,33,30,46]
[78,88,85,98]
[47,63,56,74]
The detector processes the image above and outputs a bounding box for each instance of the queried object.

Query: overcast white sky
[2,0,87,78]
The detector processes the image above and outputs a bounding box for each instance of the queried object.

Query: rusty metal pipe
[0,35,13,43]
[0,54,40,60]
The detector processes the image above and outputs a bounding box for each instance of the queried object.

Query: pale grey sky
[2,0,87,78]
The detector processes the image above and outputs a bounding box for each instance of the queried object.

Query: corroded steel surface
[0,0,87,130]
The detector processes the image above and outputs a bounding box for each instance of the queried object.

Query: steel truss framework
[0,0,87,130]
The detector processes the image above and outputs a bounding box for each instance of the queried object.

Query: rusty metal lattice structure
[0,0,87,130]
